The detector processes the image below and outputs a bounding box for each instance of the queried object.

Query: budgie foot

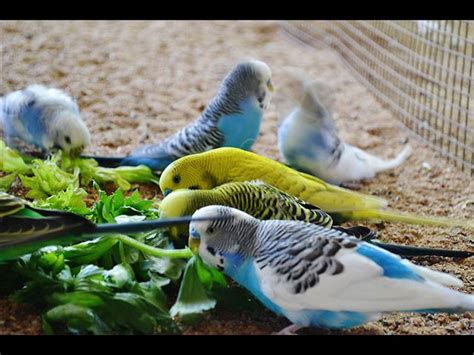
[274,324,303,335]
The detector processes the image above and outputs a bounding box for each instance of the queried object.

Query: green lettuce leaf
[19,157,80,200]
[0,173,17,191]
[0,140,32,174]
[34,185,90,215]
[169,255,217,321]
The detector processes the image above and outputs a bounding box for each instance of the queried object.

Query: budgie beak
[267,81,274,93]
[163,188,172,197]
[69,146,85,157]
[189,228,201,254]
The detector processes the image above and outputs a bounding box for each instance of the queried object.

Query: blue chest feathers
[217,99,263,151]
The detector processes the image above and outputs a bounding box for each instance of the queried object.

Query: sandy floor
[0,20,473,335]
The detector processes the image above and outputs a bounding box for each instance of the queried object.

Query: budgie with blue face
[0,85,91,156]
[189,205,474,335]
[90,60,274,171]
[278,79,411,185]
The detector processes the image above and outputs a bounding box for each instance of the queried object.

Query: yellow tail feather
[344,209,474,229]
[298,171,389,212]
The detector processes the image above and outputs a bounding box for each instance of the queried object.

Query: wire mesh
[280,20,474,175]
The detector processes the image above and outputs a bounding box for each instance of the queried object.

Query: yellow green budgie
[159,180,333,241]
[159,147,474,229]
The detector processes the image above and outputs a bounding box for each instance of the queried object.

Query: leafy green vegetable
[19,157,80,200]
[195,254,228,290]
[1,140,236,335]
[103,165,160,185]
[59,156,98,186]
[89,188,159,223]
[0,140,32,174]
[34,185,90,215]
[60,155,159,190]
[15,246,180,335]
[0,173,17,191]
[169,255,218,321]
[63,237,119,265]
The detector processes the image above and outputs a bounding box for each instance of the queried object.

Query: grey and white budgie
[0,84,91,156]
[189,205,473,335]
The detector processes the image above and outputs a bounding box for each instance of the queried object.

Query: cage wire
[280,21,474,176]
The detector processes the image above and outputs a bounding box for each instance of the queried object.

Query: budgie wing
[131,143,169,158]
[297,171,388,212]
[254,223,461,313]
[0,192,25,217]
[230,156,386,212]
[248,180,333,226]
[1,90,35,138]
[0,213,94,248]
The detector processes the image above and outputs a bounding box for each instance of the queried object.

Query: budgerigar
[0,85,91,156]
[278,80,412,185]
[159,181,473,258]
[89,60,274,171]
[189,206,474,334]
[0,192,222,262]
[159,180,332,242]
[159,147,474,229]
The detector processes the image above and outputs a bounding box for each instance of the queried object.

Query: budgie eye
[206,226,215,234]
[173,175,181,184]
[64,136,71,144]
[206,246,216,256]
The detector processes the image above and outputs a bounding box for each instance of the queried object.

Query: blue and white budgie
[189,205,473,335]
[278,80,412,185]
[0,84,91,156]
[90,60,274,171]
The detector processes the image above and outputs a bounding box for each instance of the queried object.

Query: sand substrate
[0,20,472,335]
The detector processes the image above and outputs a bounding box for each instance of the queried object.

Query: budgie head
[219,60,274,111]
[50,111,91,156]
[189,205,259,270]
[159,152,219,196]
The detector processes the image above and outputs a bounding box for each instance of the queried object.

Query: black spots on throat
[206,246,216,256]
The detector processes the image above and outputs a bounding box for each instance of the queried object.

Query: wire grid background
[280,21,474,175]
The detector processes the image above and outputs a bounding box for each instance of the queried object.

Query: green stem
[118,241,127,262]
[114,234,193,259]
